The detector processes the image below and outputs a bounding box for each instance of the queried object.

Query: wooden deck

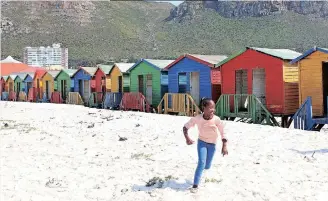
[157,93,201,117]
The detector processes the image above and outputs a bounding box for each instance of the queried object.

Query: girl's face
[203,100,215,116]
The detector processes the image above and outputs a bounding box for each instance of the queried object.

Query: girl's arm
[183,117,197,145]
[215,117,226,140]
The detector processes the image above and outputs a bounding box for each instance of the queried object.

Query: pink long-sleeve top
[184,114,225,144]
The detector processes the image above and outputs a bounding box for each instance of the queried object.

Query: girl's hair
[199,97,213,112]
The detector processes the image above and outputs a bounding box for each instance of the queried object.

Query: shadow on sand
[132,179,193,192]
[290,149,328,155]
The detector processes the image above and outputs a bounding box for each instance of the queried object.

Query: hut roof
[114,63,135,73]
[128,59,174,72]
[216,47,302,67]
[249,47,302,60]
[47,70,60,78]
[165,54,227,69]
[62,69,78,77]
[98,64,114,74]
[80,67,98,76]
[290,47,328,64]
[13,73,28,80]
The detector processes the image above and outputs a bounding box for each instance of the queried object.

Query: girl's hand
[186,138,194,145]
[221,144,228,156]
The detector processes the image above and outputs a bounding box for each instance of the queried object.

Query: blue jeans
[193,139,216,185]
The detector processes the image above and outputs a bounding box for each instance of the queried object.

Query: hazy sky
[157,1,184,6]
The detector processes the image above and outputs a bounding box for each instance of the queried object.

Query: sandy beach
[1,101,328,201]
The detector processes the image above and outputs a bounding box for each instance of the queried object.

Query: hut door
[118,76,123,93]
[83,80,90,102]
[146,74,152,104]
[323,63,328,115]
[17,82,21,92]
[61,80,67,100]
[9,82,13,92]
[138,75,144,94]
[78,80,83,96]
[252,68,266,105]
[27,82,32,94]
[235,70,248,109]
[190,72,200,105]
[46,81,50,99]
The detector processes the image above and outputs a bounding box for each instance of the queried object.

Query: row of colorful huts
[1,46,327,129]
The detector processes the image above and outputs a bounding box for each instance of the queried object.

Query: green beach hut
[54,69,77,100]
[127,59,174,107]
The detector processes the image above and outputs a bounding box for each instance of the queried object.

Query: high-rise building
[23,43,68,68]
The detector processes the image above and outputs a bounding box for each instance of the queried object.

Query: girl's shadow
[132,179,193,192]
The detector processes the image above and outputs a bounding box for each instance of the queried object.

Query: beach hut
[97,64,113,92]
[54,69,77,101]
[39,72,55,102]
[14,73,26,93]
[215,47,302,126]
[101,63,134,109]
[108,63,134,93]
[5,75,17,101]
[29,70,47,102]
[14,73,28,101]
[164,54,228,105]
[71,67,97,104]
[23,73,34,100]
[290,47,328,118]
[127,59,174,108]
[0,76,8,100]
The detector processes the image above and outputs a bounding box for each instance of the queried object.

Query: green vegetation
[1,1,328,67]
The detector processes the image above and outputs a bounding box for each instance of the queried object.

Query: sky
[156,1,184,6]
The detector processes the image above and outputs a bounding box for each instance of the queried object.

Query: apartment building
[23,43,68,68]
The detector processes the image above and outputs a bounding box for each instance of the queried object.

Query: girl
[183,97,228,193]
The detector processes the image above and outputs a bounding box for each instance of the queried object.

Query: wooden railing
[103,92,123,109]
[18,91,27,101]
[50,92,64,104]
[66,92,84,106]
[215,94,279,126]
[1,92,9,101]
[88,92,104,108]
[292,96,315,130]
[120,92,150,112]
[157,93,201,117]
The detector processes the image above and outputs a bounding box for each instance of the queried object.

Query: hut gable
[290,47,328,116]
[128,59,174,72]
[128,59,174,106]
[165,54,227,70]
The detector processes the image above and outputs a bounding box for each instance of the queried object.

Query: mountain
[1,1,328,67]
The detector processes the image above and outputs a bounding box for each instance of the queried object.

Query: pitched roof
[47,70,60,78]
[114,63,135,73]
[165,54,227,69]
[144,59,174,69]
[63,69,78,77]
[216,47,302,67]
[9,74,17,80]
[189,54,228,64]
[80,67,98,76]
[128,59,175,72]
[249,47,302,60]
[290,47,328,64]
[98,64,114,74]
[13,73,28,80]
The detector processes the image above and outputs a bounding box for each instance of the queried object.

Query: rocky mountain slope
[1,1,328,66]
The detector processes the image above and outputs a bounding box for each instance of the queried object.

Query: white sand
[1,101,328,201]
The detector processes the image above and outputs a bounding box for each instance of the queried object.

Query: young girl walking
[183,97,228,193]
